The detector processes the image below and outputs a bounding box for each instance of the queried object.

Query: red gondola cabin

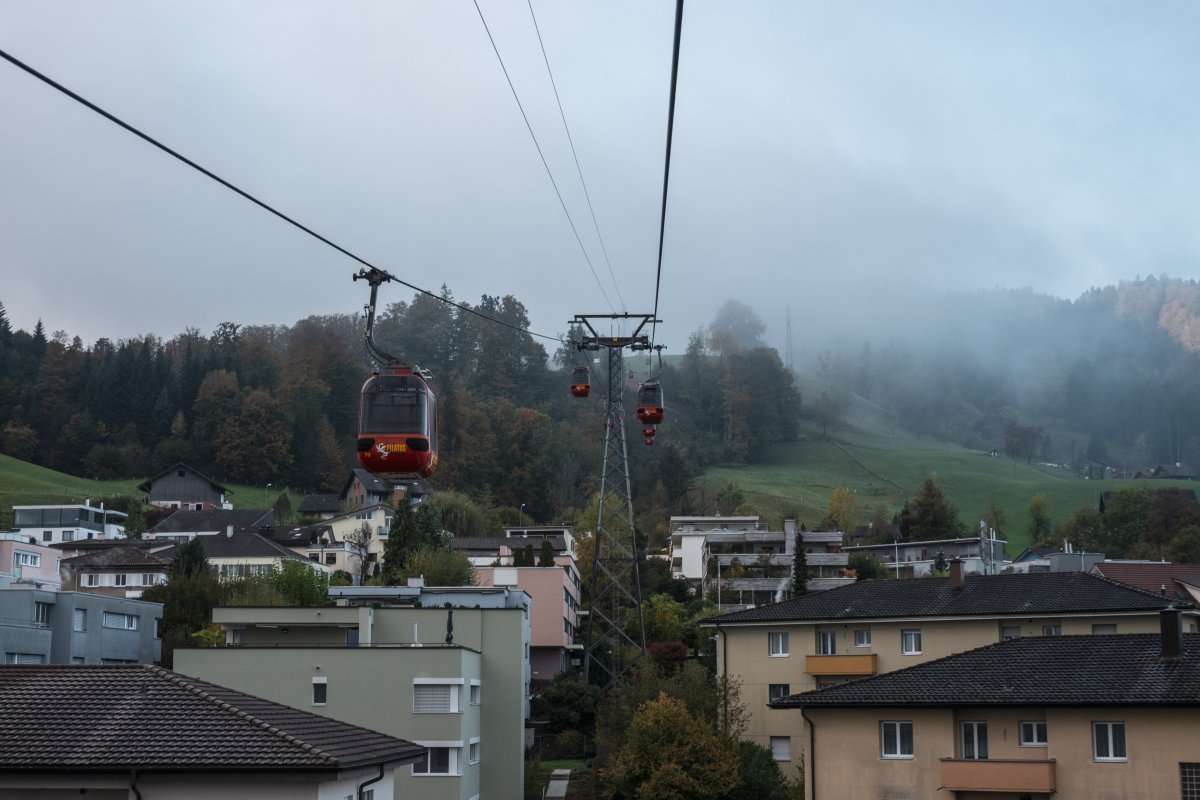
[356,368,438,479]
[636,381,664,425]
[571,366,591,398]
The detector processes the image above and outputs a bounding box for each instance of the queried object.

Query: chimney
[949,559,965,591]
[1161,605,1182,661]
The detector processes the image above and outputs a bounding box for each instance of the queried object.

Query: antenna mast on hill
[571,313,658,688]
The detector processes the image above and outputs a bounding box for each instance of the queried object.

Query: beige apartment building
[702,566,1194,776]
[772,610,1200,799]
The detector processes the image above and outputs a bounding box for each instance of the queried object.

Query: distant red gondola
[571,366,591,398]
[636,381,664,425]
[356,367,438,479]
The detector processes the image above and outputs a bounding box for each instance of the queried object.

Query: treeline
[820,276,1200,470]
[0,295,799,537]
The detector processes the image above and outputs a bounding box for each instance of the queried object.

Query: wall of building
[0,590,161,664]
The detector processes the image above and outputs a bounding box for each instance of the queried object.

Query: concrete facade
[0,534,61,590]
[175,590,530,800]
[0,588,161,664]
[475,561,581,679]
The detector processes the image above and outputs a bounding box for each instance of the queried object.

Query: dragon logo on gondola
[375,441,407,460]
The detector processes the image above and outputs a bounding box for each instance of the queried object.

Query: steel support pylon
[583,346,646,688]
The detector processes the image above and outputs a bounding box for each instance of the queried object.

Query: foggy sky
[2,1,1199,356]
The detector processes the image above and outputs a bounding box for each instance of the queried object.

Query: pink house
[0,533,61,590]
[475,559,582,679]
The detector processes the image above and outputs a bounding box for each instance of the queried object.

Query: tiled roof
[342,468,395,497]
[704,571,1186,625]
[298,494,342,514]
[1092,563,1200,595]
[773,633,1200,708]
[197,533,310,561]
[136,462,228,494]
[0,665,424,770]
[151,509,273,534]
[61,546,173,568]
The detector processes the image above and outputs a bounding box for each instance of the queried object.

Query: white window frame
[1000,625,1021,640]
[102,612,138,631]
[769,736,791,761]
[768,683,791,702]
[1020,720,1048,747]
[818,631,836,655]
[72,608,87,632]
[470,680,481,706]
[413,678,463,713]
[1042,624,1062,637]
[768,631,789,657]
[114,574,128,587]
[312,677,328,706]
[1093,721,1126,762]
[881,720,914,759]
[411,741,462,776]
[901,629,922,655]
[15,551,40,568]
[853,629,871,647]
[961,720,988,760]
[33,602,50,626]
[469,737,480,764]
[85,573,99,587]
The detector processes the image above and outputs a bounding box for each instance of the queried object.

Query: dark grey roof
[341,468,394,498]
[136,462,228,494]
[61,547,173,569]
[298,494,342,514]
[704,572,1186,625]
[196,533,309,561]
[150,509,273,534]
[0,665,423,770]
[773,633,1200,708]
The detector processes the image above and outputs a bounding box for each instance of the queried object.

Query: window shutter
[414,684,453,712]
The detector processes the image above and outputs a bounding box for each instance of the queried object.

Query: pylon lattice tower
[571,313,658,688]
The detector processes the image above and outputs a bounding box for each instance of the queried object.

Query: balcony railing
[939,758,1056,794]
[804,654,877,676]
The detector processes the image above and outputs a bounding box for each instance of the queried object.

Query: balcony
[939,759,1055,794]
[804,653,877,676]
[805,553,848,567]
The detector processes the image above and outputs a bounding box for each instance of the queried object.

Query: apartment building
[60,545,171,598]
[11,502,127,544]
[843,534,1007,578]
[702,565,1195,778]
[175,585,531,800]
[773,609,1200,800]
[0,587,162,664]
[0,532,61,590]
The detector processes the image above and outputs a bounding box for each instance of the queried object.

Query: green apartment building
[175,586,531,800]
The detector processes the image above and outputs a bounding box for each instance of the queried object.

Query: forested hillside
[0,293,798,537]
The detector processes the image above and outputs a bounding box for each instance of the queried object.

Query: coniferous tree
[898,475,966,541]
[538,538,557,567]
[792,530,807,596]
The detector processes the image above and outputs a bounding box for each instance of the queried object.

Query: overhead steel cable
[650,0,685,355]
[0,46,561,344]
[525,0,626,312]
[471,0,616,314]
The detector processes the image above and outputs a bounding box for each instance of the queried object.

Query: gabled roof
[61,547,173,569]
[136,462,228,495]
[197,533,309,562]
[150,509,273,534]
[0,665,423,770]
[773,633,1200,708]
[1012,546,1059,562]
[703,571,1186,625]
[341,468,395,498]
[1091,563,1200,596]
[298,494,342,514]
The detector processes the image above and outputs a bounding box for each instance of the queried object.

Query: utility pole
[571,313,657,688]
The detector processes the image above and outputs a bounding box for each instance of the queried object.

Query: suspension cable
[650,0,685,355]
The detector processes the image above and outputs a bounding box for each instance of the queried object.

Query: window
[1093,722,1126,761]
[142,574,159,586]
[73,609,87,632]
[325,553,337,565]
[1020,721,1048,747]
[102,612,138,630]
[469,738,480,764]
[1093,624,1117,635]
[312,677,328,705]
[881,721,914,758]
[768,631,789,657]
[71,656,85,664]
[961,721,988,759]
[1042,624,1062,637]
[114,574,128,587]
[470,682,481,705]
[769,684,791,702]
[818,631,836,655]
[15,551,41,568]
[5,652,46,664]
[412,747,458,775]
[769,736,791,761]
[33,602,50,626]
[1182,763,1200,800]
[854,629,871,647]
[62,531,74,542]
[1001,625,1021,640]
[901,629,922,655]
[85,573,99,587]
[413,682,461,713]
